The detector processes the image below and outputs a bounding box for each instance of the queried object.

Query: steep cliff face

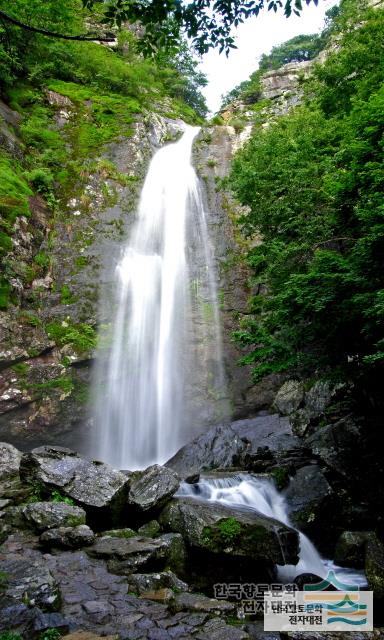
[193,127,283,418]
[0,92,183,451]
[220,56,313,128]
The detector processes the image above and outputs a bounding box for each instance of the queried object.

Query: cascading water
[92,125,228,470]
[177,474,367,587]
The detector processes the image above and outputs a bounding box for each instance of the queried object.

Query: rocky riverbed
[1,409,384,639]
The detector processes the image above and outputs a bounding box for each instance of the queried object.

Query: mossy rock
[159,498,299,565]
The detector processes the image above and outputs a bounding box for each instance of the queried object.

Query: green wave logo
[326,595,367,626]
[303,570,359,591]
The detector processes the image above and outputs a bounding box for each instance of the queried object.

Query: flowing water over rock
[92,126,228,470]
[177,474,367,586]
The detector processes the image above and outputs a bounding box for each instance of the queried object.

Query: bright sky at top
[199,0,337,113]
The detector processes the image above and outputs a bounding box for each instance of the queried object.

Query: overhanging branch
[0,9,116,42]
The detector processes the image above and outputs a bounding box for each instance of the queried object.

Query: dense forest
[227,0,384,404]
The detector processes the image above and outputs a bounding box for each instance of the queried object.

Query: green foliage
[0,633,22,640]
[220,11,339,109]
[11,362,29,376]
[24,480,45,503]
[259,33,325,72]
[202,517,242,549]
[24,168,54,198]
[0,0,206,301]
[221,70,262,108]
[27,375,74,395]
[19,310,42,326]
[271,467,290,490]
[60,285,77,305]
[46,320,97,353]
[229,1,384,386]
[50,490,75,505]
[217,517,242,543]
[0,157,32,224]
[0,571,9,591]
[39,629,62,640]
[34,251,50,269]
[0,276,10,309]
[81,0,324,55]
[0,1,206,120]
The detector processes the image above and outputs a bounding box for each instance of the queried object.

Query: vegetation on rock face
[228,0,384,396]
[45,320,97,354]
[0,0,207,117]
[221,29,329,108]
[0,0,207,308]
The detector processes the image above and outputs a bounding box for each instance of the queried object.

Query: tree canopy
[0,0,321,55]
[228,0,384,387]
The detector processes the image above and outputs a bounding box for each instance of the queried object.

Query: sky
[199,0,337,113]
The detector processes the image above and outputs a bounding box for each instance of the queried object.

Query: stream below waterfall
[177,474,367,587]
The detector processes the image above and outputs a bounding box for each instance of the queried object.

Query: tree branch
[0,9,116,42]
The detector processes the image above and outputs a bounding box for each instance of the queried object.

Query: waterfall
[177,474,367,587]
[92,125,228,470]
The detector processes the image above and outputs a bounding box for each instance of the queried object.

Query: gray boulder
[290,380,346,436]
[19,446,130,525]
[0,442,21,481]
[101,527,136,538]
[137,519,161,537]
[166,415,303,477]
[0,556,60,611]
[0,442,23,500]
[0,521,10,544]
[159,498,299,565]
[273,380,304,415]
[305,416,360,476]
[166,425,246,478]
[40,524,95,548]
[334,531,369,568]
[172,592,235,615]
[22,501,86,532]
[127,570,189,594]
[87,532,186,576]
[128,464,180,511]
[284,465,332,531]
[196,617,250,640]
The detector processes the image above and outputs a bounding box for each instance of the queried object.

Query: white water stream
[177,474,367,586]
[93,125,227,470]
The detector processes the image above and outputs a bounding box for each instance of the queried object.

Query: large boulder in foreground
[40,524,95,548]
[159,498,299,565]
[19,446,130,526]
[87,532,186,576]
[0,555,60,611]
[22,501,86,533]
[128,464,180,512]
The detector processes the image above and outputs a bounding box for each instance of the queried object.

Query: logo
[303,571,368,627]
[264,571,373,632]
